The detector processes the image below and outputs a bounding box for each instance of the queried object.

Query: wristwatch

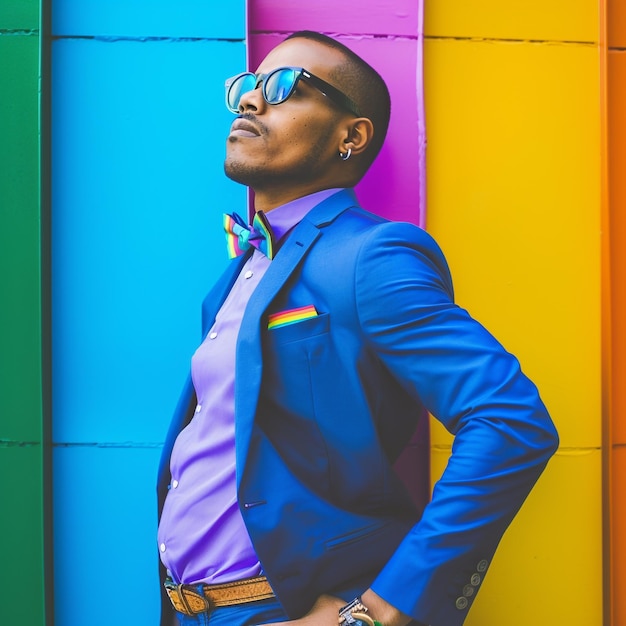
[338,597,383,626]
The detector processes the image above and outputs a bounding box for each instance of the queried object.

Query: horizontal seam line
[432,445,602,451]
[424,34,596,46]
[52,441,163,448]
[0,441,164,448]
[249,30,418,41]
[0,29,39,35]
[50,34,243,43]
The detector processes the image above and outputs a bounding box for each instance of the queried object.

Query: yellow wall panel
[424,38,601,449]
[430,448,603,625]
[425,0,598,43]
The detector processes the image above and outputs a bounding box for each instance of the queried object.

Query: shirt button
[159,543,166,553]
[171,480,179,489]
[244,270,253,279]
[195,404,202,413]
[209,331,218,339]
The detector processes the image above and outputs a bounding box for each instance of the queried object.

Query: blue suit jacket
[158,189,558,626]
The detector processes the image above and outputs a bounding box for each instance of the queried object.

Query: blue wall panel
[52,37,244,443]
[52,3,246,624]
[52,0,245,39]
[53,447,163,625]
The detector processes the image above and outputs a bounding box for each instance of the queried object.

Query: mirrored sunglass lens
[264,68,298,104]
[228,74,257,110]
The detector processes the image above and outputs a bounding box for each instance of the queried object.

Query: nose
[238,84,266,114]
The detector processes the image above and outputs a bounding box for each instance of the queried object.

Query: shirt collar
[260,188,345,242]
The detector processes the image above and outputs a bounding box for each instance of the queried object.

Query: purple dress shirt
[157,188,343,585]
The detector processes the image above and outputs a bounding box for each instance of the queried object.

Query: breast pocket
[268,312,330,346]
[260,312,333,492]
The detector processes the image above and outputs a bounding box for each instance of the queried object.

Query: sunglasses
[225,66,361,117]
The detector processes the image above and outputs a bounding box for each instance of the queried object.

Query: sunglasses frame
[225,66,361,117]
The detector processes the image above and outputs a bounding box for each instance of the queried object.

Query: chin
[224,158,264,188]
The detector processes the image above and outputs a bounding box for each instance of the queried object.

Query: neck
[252,182,340,213]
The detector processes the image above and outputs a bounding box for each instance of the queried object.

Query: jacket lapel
[233,189,360,487]
[234,220,320,487]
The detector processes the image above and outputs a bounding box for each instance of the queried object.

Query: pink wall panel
[247,1,428,512]
[248,1,425,226]
[248,0,419,37]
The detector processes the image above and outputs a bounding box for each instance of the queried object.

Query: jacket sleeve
[353,222,559,626]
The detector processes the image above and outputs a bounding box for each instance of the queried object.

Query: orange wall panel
[612,447,626,626]
[608,0,626,47]
[608,49,626,446]
[608,0,626,620]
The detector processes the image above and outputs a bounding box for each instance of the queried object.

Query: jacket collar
[303,188,359,228]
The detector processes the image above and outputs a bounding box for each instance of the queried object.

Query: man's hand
[360,589,413,626]
[261,589,412,626]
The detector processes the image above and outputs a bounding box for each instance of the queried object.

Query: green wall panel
[0,446,45,623]
[0,34,43,442]
[0,0,40,30]
[0,6,48,626]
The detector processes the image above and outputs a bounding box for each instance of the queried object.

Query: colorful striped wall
[1,1,623,624]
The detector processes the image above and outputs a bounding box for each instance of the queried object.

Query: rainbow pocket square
[267,305,318,330]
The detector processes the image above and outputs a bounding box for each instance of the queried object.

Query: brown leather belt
[164,575,274,616]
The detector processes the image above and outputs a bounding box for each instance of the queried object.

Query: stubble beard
[224,130,335,192]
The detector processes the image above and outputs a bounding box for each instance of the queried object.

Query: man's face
[224,38,350,193]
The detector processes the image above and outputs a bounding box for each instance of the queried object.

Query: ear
[338,117,375,157]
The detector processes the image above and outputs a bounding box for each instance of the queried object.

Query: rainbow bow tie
[223,211,276,260]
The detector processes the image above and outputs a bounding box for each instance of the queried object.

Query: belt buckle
[164,580,211,616]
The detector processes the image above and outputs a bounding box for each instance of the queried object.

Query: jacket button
[455,597,469,610]
[463,584,474,597]
[477,559,489,572]
[470,573,481,586]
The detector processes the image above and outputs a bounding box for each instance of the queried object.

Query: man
[157,30,558,626]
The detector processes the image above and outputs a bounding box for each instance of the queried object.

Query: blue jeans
[176,596,288,626]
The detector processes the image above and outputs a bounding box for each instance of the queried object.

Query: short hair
[285,30,391,174]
